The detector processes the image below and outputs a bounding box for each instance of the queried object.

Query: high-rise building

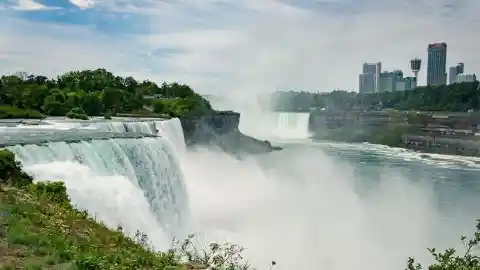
[362,62,381,92]
[427,43,447,86]
[457,62,464,74]
[448,63,465,84]
[359,73,375,94]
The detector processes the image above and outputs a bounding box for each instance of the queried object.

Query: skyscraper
[427,43,447,86]
[361,62,381,92]
[457,62,464,74]
[359,73,375,94]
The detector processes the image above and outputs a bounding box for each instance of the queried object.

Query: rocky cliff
[179,110,280,156]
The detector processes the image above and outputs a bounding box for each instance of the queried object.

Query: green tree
[0,68,213,119]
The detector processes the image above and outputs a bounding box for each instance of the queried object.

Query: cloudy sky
[0,0,479,96]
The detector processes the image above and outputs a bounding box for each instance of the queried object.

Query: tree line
[271,81,480,112]
[0,69,213,119]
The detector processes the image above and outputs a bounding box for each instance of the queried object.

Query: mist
[181,142,465,269]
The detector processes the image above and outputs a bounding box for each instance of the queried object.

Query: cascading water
[239,111,311,140]
[276,112,311,138]
[7,137,189,248]
[86,118,187,153]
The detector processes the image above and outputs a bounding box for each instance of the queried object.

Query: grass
[0,182,182,269]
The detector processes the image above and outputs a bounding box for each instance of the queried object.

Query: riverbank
[311,124,480,158]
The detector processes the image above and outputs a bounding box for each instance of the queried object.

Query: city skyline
[359,42,477,93]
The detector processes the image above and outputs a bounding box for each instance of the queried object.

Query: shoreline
[310,133,480,158]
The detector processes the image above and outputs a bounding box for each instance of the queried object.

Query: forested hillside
[0,69,212,119]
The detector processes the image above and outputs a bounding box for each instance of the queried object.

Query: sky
[0,0,479,96]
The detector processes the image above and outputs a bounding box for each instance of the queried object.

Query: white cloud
[11,0,58,10]
[69,0,95,9]
[0,0,479,98]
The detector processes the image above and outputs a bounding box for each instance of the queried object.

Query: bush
[104,110,113,119]
[407,220,480,270]
[66,107,89,120]
[0,149,33,186]
[0,105,44,119]
[28,181,70,206]
[169,234,256,270]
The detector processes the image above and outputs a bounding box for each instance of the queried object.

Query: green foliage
[407,220,480,270]
[0,181,181,269]
[103,110,113,120]
[369,125,414,147]
[0,69,213,119]
[169,234,253,270]
[153,96,212,117]
[27,181,70,206]
[272,81,479,112]
[0,149,33,186]
[0,105,44,119]
[66,107,89,120]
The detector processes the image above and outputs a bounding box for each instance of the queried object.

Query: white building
[457,73,477,83]
[449,66,459,84]
[449,63,465,84]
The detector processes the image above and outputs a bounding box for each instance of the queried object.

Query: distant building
[410,58,422,84]
[396,80,407,91]
[404,77,417,89]
[427,43,447,86]
[457,62,465,74]
[457,73,477,83]
[449,63,465,84]
[361,62,381,93]
[377,70,417,92]
[359,73,376,94]
[449,66,458,84]
[379,72,396,92]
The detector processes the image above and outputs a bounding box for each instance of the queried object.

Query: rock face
[179,111,280,155]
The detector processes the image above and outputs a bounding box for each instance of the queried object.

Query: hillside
[0,149,250,270]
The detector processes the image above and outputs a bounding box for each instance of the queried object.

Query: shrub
[28,181,70,206]
[169,234,254,270]
[0,149,33,186]
[407,219,480,270]
[104,110,113,119]
[0,105,44,119]
[66,107,89,120]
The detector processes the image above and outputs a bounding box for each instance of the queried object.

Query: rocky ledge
[179,110,281,155]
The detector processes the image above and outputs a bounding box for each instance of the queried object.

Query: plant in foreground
[168,234,254,270]
[407,219,480,270]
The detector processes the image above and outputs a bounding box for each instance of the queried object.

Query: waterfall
[7,137,189,248]
[239,111,311,140]
[88,118,187,153]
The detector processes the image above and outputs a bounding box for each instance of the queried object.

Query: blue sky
[0,0,479,98]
